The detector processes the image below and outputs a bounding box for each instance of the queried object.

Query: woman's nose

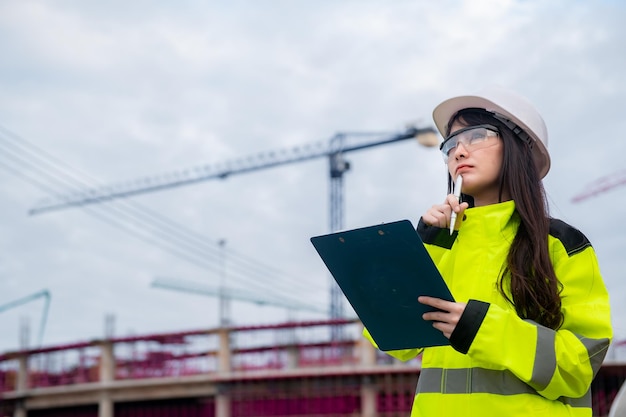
[453,142,468,159]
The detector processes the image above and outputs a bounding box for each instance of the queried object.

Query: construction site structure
[1,318,625,417]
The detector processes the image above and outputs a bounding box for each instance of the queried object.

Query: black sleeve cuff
[416,217,456,249]
[449,299,490,354]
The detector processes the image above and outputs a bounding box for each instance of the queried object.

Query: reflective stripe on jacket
[364,200,612,416]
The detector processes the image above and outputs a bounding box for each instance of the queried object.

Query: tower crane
[29,126,439,323]
[571,169,626,203]
[0,289,51,348]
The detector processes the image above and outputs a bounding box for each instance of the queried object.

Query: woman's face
[446,120,506,206]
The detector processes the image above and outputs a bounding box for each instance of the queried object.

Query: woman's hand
[421,195,469,229]
[419,296,467,339]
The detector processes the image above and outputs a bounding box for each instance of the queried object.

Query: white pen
[449,175,463,235]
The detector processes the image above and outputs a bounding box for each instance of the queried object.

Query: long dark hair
[446,109,563,330]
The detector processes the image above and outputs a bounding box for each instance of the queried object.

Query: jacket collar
[461,200,519,240]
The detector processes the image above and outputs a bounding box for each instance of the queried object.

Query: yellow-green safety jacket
[364,201,612,416]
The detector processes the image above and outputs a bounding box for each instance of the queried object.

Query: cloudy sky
[0,0,624,356]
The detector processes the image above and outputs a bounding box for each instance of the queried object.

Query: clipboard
[310,219,454,351]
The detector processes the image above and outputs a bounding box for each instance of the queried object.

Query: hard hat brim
[433,93,551,179]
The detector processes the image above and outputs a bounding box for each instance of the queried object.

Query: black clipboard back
[310,219,454,351]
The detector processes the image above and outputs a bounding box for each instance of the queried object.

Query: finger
[447,202,470,235]
[455,201,469,216]
[424,310,463,325]
[422,311,448,322]
[445,193,459,208]
[449,202,469,231]
[421,213,439,227]
[446,194,469,214]
[422,212,446,228]
[432,322,453,339]
[418,296,454,311]
[427,204,452,227]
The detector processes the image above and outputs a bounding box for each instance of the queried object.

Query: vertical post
[98,395,113,417]
[360,375,378,417]
[98,341,114,417]
[286,345,299,369]
[16,354,28,392]
[284,318,298,369]
[216,328,232,417]
[359,322,378,416]
[217,328,231,373]
[99,341,115,382]
[360,330,377,367]
[215,384,231,417]
[13,354,28,417]
[13,401,26,417]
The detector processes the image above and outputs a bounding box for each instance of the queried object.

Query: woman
[366,86,612,416]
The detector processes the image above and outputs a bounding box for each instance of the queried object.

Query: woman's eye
[469,132,487,143]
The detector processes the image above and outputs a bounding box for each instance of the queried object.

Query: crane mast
[328,133,350,321]
[29,126,438,325]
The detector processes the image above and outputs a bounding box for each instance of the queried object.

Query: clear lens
[440,124,499,161]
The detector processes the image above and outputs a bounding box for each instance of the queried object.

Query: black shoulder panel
[417,217,456,249]
[549,218,592,257]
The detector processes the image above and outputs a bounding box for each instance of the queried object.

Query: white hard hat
[433,85,551,179]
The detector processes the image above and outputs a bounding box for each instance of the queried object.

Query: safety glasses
[440,124,500,162]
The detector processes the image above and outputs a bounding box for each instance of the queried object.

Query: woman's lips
[456,164,471,175]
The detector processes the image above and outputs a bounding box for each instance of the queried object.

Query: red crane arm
[571,170,626,203]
